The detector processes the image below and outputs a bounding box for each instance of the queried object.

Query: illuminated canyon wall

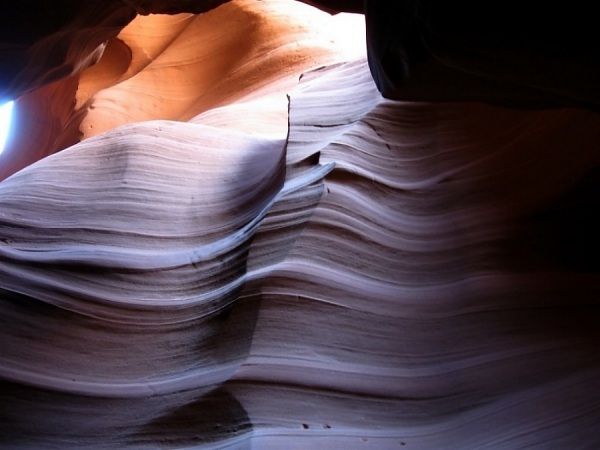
[1,1,599,448]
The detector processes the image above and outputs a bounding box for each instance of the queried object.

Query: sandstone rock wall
[1,1,599,448]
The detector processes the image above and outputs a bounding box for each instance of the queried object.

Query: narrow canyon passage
[1,1,599,448]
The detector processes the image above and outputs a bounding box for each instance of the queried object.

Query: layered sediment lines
[2,55,600,448]
[0,0,365,180]
[1,1,600,449]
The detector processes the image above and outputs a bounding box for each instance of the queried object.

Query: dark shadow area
[134,385,252,447]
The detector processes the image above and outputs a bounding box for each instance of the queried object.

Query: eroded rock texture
[1,0,600,448]
[0,0,363,180]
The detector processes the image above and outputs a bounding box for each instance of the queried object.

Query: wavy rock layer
[0,0,241,103]
[2,1,600,448]
[0,0,364,181]
[2,54,600,448]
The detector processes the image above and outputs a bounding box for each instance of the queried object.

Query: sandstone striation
[1,1,599,448]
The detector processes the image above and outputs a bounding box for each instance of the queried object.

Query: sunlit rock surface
[0,0,364,180]
[1,1,600,448]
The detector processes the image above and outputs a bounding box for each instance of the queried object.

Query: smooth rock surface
[1,1,599,448]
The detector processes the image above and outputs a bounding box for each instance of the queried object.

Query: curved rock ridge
[1,1,600,448]
[240,59,600,448]
[0,122,283,396]
[0,1,252,103]
[0,0,365,181]
[2,53,600,448]
[78,0,365,138]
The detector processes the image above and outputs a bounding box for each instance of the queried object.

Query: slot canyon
[1,1,599,448]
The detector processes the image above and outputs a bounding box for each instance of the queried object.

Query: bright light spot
[0,100,15,155]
